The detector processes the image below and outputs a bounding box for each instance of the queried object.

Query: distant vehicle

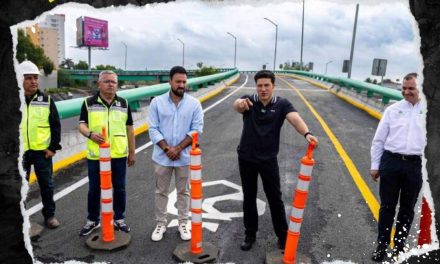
[120,84,135,89]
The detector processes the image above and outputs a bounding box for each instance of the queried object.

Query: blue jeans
[87,158,127,222]
[23,150,55,220]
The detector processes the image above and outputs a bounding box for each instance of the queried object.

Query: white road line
[26,75,249,216]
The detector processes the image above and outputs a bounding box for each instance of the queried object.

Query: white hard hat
[19,60,40,75]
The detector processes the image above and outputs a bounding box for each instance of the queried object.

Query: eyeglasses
[101,80,117,84]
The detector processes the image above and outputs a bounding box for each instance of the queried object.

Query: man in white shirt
[370,73,426,262]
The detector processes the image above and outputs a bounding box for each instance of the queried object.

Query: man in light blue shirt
[148,66,204,242]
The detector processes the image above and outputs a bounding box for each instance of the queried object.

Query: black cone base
[86,230,131,251]
[266,249,311,264]
[173,242,219,263]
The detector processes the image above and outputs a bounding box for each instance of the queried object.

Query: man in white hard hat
[19,60,62,229]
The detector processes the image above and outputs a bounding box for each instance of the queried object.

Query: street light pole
[325,60,333,75]
[300,0,305,71]
[348,3,359,79]
[264,17,278,71]
[177,38,185,67]
[121,41,127,70]
[227,32,237,68]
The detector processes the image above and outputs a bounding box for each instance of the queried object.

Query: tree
[15,28,54,75]
[194,66,219,77]
[94,64,117,70]
[42,59,54,76]
[75,60,89,70]
[196,62,203,68]
[365,77,372,83]
[60,58,74,69]
[279,64,283,69]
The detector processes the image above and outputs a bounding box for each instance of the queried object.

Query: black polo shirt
[237,94,296,162]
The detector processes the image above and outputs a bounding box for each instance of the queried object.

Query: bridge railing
[276,70,403,104]
[56,69,239,119]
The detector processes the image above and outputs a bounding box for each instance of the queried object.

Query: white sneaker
[178,223,191,241]
[151,225,166,241]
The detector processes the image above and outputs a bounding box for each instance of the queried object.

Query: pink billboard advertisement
[82,16,108,48]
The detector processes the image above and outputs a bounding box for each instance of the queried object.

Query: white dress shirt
[370,99,426,170]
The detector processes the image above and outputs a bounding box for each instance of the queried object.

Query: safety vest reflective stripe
[300,164,313,176]
[86,96,128,160]
[21,94,51,151]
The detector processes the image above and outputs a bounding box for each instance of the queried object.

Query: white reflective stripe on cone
[297,179,310,192]
[102,201,113,213]
[190,155,201,166]
[100,147,110,158]
[192,213,202,223]
[100,160,111,172]
[289,221,302,232]
[101,188,113,199]
[191,169,202,181]
[191,198,202,210]
[290,207,304,220]
[300,164,313,176]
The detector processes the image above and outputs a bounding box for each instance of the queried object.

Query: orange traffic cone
[283,142,316,264]
[173,132,219,263]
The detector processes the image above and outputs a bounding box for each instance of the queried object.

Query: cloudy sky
[14,0,421,82]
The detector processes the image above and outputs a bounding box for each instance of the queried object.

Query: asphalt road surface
[26,74,420,263]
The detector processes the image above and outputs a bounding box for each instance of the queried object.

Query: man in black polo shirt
[233,70,318,251]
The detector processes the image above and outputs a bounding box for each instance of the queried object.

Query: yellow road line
[28,74,240,185]
[279,77,381,218]
[280,76,397,246]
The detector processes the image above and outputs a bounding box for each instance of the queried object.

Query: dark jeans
[377,151,422,248]
[23,150,55,220]
[238,157,288,241]
[87,158,127,222]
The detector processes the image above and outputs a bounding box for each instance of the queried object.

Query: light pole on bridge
[177,38,185,67]
[264,17,278,72]
[300,0,305,71]
[325,60,333,75]
[226,32,237,68]
[121,41,127,71]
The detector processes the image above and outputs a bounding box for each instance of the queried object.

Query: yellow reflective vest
[85,95,129,160]
[21,93,51,151]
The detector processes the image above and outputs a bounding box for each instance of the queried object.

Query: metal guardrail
[277,70,403,104]
[55,69,239,119]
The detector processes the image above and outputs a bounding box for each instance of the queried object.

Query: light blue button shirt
[148,91,204,167]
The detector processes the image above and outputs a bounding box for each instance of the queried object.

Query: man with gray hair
[370,73,426,261]
[78,70,136,236]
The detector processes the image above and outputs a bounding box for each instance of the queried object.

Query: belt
[384,150,421,161]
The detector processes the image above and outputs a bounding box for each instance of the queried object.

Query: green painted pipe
[56,69,238,119]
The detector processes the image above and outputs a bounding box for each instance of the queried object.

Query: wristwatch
[303,132,313,138]
[87,131,93,138]
[163,146,170,153]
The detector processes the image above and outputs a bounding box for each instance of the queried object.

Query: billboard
[76,16,108,48]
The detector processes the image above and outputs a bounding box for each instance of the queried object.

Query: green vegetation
[194,65,220,77]
[15,28,54,75]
